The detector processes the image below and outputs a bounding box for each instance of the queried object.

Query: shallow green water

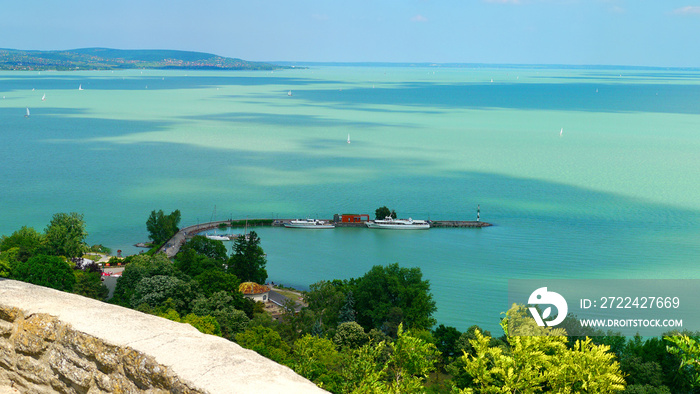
[2,66,699,332]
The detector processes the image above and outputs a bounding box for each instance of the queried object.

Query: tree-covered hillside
[0,47,284,71]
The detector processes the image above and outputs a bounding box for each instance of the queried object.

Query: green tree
[157,308,222,336]
[44,212,88,258]
[227,231,267,284]
[179,235,228,262]
[182,313,222,336]
[191,291,250,340]
[292,335,342,388]
[175,249,224,277]
[111,254,176,306]
[335,324,440,393]
[12,255,76,292]
[193,270,239,296]
[458,305,625,393]
[236,326,290,364]
[665,335,700,389]
[0,247,19,278]
[375,206,397,220]
[338,340,388,394]
[146,209,181,245]
[130,275,199,314]
[338,290,356,324]
[622,385,671,394]
[384,323,440,393]
[306,280,346,330]
[334,321,368,350]
[616,335,687,392]
[433,324,462,362]
[74,271,109,300]
[351,263,437,335]
[0,226,44,262]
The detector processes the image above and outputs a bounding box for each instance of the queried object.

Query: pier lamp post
[477,205,480,222]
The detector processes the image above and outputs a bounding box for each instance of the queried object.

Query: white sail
[347,134,351,144]
[25,108,30,117]
[41,93,46,101]
[78,84,83,90]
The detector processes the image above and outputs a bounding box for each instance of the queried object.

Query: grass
[271,287,305,304]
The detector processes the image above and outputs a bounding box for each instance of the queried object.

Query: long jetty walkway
[158,219,276,258]
[158,218,491,258]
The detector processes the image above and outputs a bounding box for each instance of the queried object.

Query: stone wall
[0,279,326,394]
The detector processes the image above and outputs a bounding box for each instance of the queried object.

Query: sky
[2,0,700,67]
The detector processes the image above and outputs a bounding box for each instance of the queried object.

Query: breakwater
[158,218,492,258]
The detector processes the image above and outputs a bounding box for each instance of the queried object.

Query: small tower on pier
[477,205,480,222]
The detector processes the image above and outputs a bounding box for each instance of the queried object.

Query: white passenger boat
[365,216,430,230]
[284,219,335,229]
[205,234,230,241]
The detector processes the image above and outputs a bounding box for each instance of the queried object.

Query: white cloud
[673,6,700,15]
[411,14,428,22]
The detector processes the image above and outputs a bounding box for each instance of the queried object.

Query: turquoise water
[2,66,700,332]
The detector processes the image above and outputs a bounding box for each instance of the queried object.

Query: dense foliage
[44,212,89,258]
[352,263,437,334]
[228,231,268,284]
[12,255,76,292]
[374,206,397,220]
[146,209,181,245]
[0,213,108,299]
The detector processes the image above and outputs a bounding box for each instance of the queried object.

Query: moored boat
[205,234,231,241]
[284,219,335,229]
[365,216,430,230]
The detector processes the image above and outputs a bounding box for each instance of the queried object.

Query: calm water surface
[2,66,699,332]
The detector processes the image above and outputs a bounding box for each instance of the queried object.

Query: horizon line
[2,47,697,70]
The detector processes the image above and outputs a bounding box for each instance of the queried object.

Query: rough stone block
[15,354,53,385]
[0,320,14,337]
[95,372,139,393]
[0,340,15,369]
[13,314,63,356]
[13,328,47,356]
[122,349,172,390]
[47,347,94,388]
[23,314,61,342]
[0,305,22,323]
[62,330,122,374]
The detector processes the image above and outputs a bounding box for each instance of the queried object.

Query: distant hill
[0,48,285,71]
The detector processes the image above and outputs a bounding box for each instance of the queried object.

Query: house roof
[239,282,270,295]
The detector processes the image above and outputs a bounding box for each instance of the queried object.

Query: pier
[429,220,491,228]
[158,218,492,258]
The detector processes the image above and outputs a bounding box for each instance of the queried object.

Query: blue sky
[3,0,700,67]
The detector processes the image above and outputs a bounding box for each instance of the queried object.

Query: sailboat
[347,134,351,144]
[78,84,83,91]
[206,206,230,241]
[41,94,46,101]
[25,108,30,118]
[560,128,563,137]
[288,90,292,96]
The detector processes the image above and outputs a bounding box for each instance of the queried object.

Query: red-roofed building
[239,282,271,302]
